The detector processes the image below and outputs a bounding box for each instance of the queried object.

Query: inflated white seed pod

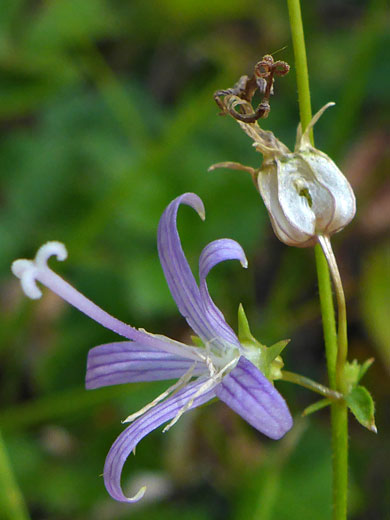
[211,99,356,247]
[257,103,355,247]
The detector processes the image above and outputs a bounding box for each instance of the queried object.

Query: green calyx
[237,303,289,381]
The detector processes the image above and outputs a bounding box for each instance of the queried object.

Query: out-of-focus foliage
[0,0,389,519]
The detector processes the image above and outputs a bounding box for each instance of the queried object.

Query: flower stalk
[280,371,342,401]
[318,235,349,393]
[286,0,349,518]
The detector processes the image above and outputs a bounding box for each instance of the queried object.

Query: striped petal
[215,356,293,440]
[86,341,207,389]
[157,193,241,350]
[104,378,216,502]
[198,239,247,351]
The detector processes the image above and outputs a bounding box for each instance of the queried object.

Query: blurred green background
[0,0,389,519]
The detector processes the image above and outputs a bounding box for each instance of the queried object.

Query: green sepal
[346,385,377,433]
[265,339,290,365]
[237,304,289,380]
[237,303,264,348]
[191,335,204,348]
[302,398,331,417]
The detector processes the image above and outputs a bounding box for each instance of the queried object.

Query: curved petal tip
[124,485,146,503]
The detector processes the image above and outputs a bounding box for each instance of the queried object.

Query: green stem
[331,401,349,519]
[318,236,349,391]
[0,431,31,520]
[286,1,349,518]
[280,371,342,400]
[286,0,313,132]
[314,245,338,388]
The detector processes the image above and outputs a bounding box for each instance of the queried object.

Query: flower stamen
[162,355,240,432]
[122,363,198,424]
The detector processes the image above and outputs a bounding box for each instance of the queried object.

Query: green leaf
[346,385,377,433]
[344,358,375,391]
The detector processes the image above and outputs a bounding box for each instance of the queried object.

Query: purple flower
[11,193,292,503]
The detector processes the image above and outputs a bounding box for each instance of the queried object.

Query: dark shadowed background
[0,0,389,519]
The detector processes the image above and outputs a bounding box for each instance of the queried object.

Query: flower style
[210,101,356,247]
[11,193,292,503]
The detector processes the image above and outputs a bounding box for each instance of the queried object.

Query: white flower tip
[370,424,378,434]
[11,259,31,279]
[191,197,206,221]
[35,241,68,266]
[122,414,135,424]
[195,206,206,221]
[11,241,67,300]
[11,259,42,299]
[126,486,147,503]
[240,256,248,269]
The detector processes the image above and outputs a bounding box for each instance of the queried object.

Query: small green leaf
[344,358,375,391]
[302,399,331,417]
[358,358,375,382]
[346,385,377,433]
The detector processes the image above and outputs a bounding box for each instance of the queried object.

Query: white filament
[122,363,197,424]
[162,354,239,433]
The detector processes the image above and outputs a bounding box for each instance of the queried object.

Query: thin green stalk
[286,0,312,133]
[286,1,349,518]
[331,401,349,519]
[0,431,31,520]
[318,236,348,392]
[280,371,342,400]
[287,0,338,386]
[314,245,337,388]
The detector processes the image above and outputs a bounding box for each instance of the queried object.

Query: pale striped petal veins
[86,341,207,389]
[215,357,293,440]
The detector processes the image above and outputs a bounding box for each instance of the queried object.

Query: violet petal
[157,193,239,350]
[86,341,207,389]
[104,378,216,502]
[198,239,247,350]
[215,357,293,440]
